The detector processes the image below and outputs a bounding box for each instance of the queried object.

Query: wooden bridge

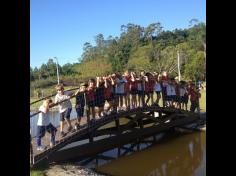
[30,105,200,167]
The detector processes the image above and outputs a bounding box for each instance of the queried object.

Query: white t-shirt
[179,87,186,97]
[37,105,50,126]
[154,82,162,92]
[115,77,127,94]
[55,94,72,113]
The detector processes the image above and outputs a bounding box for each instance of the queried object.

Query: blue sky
[30,0,206,68]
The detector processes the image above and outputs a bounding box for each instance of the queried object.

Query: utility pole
[54,57,60,84]
[177,50,181,81]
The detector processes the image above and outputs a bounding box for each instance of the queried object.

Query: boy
[74,83,87,130]
[55,84,73,138]
[190,84,201,113]
[36,99,57,151]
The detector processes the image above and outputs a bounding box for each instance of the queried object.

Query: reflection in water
[96,132,206,176]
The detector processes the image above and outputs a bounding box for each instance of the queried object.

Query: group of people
[35,70,202,151]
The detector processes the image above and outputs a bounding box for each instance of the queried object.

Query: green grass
[199,89,206,112]
[30,169,44,176]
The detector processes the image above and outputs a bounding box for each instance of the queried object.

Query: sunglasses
[57,89,62,91]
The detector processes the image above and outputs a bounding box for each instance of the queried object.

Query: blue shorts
[36,123,57,138]
[60,108,72,121]
[76,106,84,118]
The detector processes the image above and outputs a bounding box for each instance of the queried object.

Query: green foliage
[73,57,112,80]
[30,20,206,93]
[184,51,205,81]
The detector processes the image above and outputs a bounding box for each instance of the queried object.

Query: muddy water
[96,131,206,176]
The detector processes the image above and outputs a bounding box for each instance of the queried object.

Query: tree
[30,67,35,81]
[82,42,93,61]
[46,58,57,78]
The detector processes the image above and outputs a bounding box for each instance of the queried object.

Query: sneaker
[101,112,105,117]
[37,145,46,151]
[50,142,55,148]
[90,119,96,125]
[60,131,66,138]
[74,124,80,130]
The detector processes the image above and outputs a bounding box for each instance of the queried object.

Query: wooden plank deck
[30,106,200,167]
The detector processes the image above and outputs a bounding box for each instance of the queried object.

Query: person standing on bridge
[86,79,96,123]
[115,73,127,111]
[74,83,87,130]
[36,99,57,151]
[189,84,201,113]
[55,84,73,138]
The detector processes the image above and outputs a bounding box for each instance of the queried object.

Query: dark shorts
[36,123,57,138]
[165,95,172,101]
[183,95,189,104]
[76,106,85,118]
[95,98,105,107]
[130,89,137,95]
[116,93,125,96]
[171,95,177,101]
[88,101,95,108]
[146,91,153,95]
[155,91,161,95]
[179,96,185,103]
[174,96,180,102]
[96,103,105,108]
[137,90,144,95]
[105,97,113,102]
[190,101,199,112]
[60,108,72,121]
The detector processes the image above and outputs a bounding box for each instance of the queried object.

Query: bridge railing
[30,78,201,165]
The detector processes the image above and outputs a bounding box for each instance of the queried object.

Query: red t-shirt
[190,90,200,102]
[124,75,131,93]
[130,80,138,90]
[104,85,112,99]
[175,84,180,96]
[162,75,169,81]
[145,79,155,92]
[86,88,96,102]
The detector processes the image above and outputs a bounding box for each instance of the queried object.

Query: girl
[86,79,96,123]
[104,75,115,114]
[130,72,138,109]
[124,70,131,110]
[95,76,105,117]
[154,74,162,106]
[115,73,127,111]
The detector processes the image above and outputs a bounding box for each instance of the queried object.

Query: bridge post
[117,147,121,157]
[30,133,34,166]
[115,114,120,134]
[159,110,162,118]
[137,139,140,151]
